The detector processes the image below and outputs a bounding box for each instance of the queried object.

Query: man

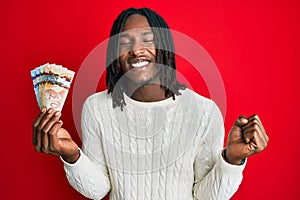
[32,8,269,200]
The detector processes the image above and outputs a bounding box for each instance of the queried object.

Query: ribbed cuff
[60,148,83,168]
[217,151,247,176]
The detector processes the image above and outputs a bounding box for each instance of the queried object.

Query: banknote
[30,63,75,111]
[30,67,41,106]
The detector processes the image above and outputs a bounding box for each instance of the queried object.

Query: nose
[129,40,145,55]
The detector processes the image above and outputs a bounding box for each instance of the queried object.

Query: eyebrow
[119,31,153,38]
[119,33,130,38]
[141,31,153,36]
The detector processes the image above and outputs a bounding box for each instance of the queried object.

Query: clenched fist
[224,114,269,165]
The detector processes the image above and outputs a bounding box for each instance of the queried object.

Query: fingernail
[55,111,61,116]
[41,107,46,113]
[240,117,248,124]
[244,118,249,123]
[47,108,53,114]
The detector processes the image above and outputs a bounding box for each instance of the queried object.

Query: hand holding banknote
[31,63,79,163]
[32,107,80,163]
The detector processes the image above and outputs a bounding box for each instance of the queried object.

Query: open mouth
[130,60,150,68]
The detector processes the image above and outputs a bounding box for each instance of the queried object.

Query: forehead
[122,14,152,32]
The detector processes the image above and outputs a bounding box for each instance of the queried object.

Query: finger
[32,107,47,146]
[243,126,268,152]
[228,116,249,142]
[244,123,268,146]
[242,114,269,142]
[243,123,262,144]
[249,115,269,143]
[249,133,267,153]
[34,108,56,152]
[48,120,63,154]
[242,114,262,130]
[234,116,248,127]
[41,111,61,154]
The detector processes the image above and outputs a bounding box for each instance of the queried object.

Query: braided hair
[106,7,186,110]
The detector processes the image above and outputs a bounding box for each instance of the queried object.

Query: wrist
[62,149,80,164]
[222,148,245,165]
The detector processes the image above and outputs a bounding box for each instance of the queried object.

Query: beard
[127,70,160,88]
[122,64,161,87]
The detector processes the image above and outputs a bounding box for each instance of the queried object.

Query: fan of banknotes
[30,63,75,111]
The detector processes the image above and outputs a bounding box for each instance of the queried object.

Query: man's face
[119,14,159,85]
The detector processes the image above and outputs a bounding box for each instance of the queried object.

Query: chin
[131,78,153,86]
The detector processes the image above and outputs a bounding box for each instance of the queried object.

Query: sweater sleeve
[192,102,245,200]
[62,97,111,199]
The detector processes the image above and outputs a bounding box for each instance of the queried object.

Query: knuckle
[253,123,259,130]
[253,114,259,119]
[44,112,50,118]
[41,127,48,135]
[45,112,53,119]
[51,112,60,120]
[255,115,262,121]
[252,118,259,124]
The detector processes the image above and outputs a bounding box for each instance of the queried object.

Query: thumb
[234,116,248,128]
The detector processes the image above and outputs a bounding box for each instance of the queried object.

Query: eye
[119,35,132,46]
[142,36,155,45]
[142,34,155,45]
[143,39,154,43]
[119,40,132,46]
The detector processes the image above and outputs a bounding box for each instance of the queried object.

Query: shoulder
[83,89,113,112]
[179,88,219,115]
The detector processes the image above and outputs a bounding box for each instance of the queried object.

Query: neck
[124,82,171,102]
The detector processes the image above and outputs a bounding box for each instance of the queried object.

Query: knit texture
[63,89,245,200]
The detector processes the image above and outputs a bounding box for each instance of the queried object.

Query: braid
[106,8,186,110]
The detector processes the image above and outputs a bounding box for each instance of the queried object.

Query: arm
[193,104,245,200]
[62,99,111,199]
[32,99,111,199]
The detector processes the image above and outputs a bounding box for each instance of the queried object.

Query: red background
[1,0,299,199]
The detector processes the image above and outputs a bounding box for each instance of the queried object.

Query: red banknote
[30,63,75,111]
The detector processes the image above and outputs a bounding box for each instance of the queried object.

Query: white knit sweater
[63,89,245,200]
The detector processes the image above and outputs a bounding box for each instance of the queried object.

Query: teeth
[131,60,149,68]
